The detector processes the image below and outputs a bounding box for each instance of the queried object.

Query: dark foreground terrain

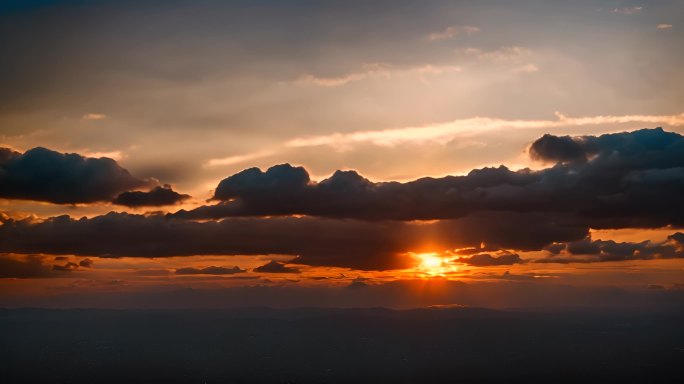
[1,307,683,383]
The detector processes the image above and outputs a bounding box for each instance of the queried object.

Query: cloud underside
[1,128,684,270]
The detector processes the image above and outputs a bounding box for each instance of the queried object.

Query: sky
[0,0,683,309]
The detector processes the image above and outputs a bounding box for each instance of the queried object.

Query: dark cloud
[173,128,684,228]
[52,261,79,272]
[79,258,93,268]
[528,134,586,163]
[253,261,300,274]
[175,266,246,275]
[0,147,152,204]
[455,253,523,266]
[0,210,588,270]
[0,254,55,278]
[538,235,684,263]
[113,185,190,207]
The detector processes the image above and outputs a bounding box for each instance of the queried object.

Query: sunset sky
[1,0,683,309]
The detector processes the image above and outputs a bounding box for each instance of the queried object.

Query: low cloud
[538,233,684,263]
[0,147,152,204]
[175,266,246,275]
[253,261,300,274]
[174,128,684,230]
[113,185,190,207]
[455,253,524,267]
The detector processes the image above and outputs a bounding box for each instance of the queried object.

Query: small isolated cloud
[427,25,479,41]
[295,63,461,87]
[253,260,301,274]
[175,266,246,275]
[81,113,107,121]
[113,185,190,207]
[612,6,642,15]
[79,258,93,268]
[512,63,539,73]
[52,262,80,272]
[657,23,673,30]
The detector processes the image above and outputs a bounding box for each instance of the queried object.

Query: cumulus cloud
[174,128,684,229]
[253,260,300,274]
[538,233,684,263]
[0,147,152,204]
[113,185,190,207]
[175,266,246,275]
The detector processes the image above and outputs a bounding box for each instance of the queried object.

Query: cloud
[612,6,643,15]
[427,25,479,41]
[285,113,684,148]
[79,258,93,268]
[52,262,80,272]
[253,260,300,274]
[174,128,684,229]
[656,24,673,30]
[294,63,461,87]
[175,266,246,275]
[205,150,274,167]
[0,254,55,278]
[512,63,538,73]
[0,147,152,204]
[81,113,107,121]
[455,253,524,266]
[0,210,589,270]
[113,185,190,207]
[539,233,684,263]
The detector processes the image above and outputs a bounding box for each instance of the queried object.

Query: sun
[417,253,444,272]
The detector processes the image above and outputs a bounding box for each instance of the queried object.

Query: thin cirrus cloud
[657,23,673,29]
[612,6,643,15]
[294,63,461,87]
[285,112,684,149]
[426,25,480,41]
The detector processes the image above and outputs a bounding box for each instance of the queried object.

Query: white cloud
[612,6,642,15]
[657,23,673,30]
[427,25,480,41]
[286,112,684,149]
[294,63,461,87]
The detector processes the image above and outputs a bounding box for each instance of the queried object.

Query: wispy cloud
[512,63,539,74]
[657,23,673,30]
[464,46,531,62]
[205,150,273,167]
[612,6,642,15]
[286,112,684,149]
[427,25,480,41]
[81,113,107,121]
[81,150,123,161]
[294,63,461,87]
